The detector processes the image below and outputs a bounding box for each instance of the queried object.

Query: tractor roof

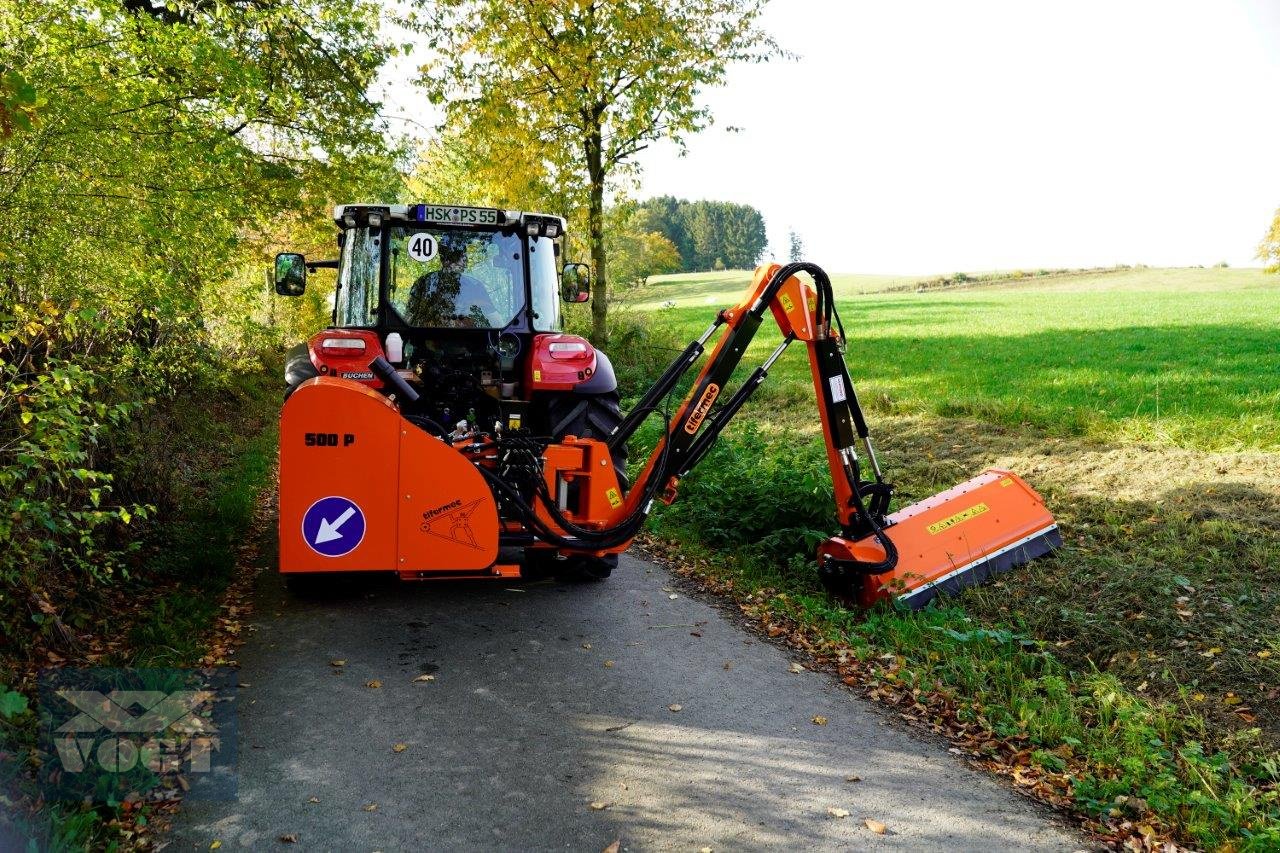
[333,203,566,237]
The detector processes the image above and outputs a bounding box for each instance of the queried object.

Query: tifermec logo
[39,668,237,802]
[683,383,720,434]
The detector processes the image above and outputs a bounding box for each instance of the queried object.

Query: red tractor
[276,203,625,585]
[274,203,1060,606]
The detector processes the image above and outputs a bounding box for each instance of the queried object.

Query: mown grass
[645,425,1280,850]
[618,266,1280,848]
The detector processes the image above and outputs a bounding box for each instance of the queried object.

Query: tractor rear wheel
[542,391,628,582]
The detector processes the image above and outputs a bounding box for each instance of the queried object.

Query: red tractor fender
[307,329,386,388]
[527,333,616,393]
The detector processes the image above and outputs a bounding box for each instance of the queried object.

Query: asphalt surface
[168,553,1085,851]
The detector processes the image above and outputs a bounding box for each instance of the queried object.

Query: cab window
[388,228,524,329]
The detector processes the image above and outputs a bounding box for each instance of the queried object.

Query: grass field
[617,265,1280,848]
[634,266,1280,450]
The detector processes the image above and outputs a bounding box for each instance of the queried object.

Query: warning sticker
[828,375,847,403]
[779,293,795,313]
[927,503,990,535]
[605,487,622,509]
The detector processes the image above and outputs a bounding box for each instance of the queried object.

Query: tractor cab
[274,203,612,443]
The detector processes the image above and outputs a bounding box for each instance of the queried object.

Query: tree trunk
[585,126,608,346]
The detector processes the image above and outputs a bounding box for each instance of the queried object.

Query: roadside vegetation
[0,0,397,846]
[610,266,1280,849]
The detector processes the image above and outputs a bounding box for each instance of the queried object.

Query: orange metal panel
[535,438,626,545]
[396,423,499,572]
[279,378,402,573]
[279,377,499,576]
[768,277,817,341]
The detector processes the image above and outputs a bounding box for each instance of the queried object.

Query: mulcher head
[818,470,1061,609]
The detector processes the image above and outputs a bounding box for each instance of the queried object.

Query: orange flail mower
[274,203,1059,606]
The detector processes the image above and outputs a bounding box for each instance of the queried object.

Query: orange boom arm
[607,262,1060,607]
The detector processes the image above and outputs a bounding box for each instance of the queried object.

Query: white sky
[381,0,1280,273]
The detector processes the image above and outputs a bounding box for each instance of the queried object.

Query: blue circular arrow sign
[301,496,366,558]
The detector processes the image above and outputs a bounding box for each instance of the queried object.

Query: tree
[788,229,804,262]
[634,197,767,271]
[414,0,777,344]
[606,208,683,293]
[683,201,724,271]
[1259,207,1280,274]
[0,0,398,650]
[720,204,767,268]
[636,196,693,264]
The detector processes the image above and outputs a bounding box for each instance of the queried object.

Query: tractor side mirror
[561,263,590,304]
[274,252,307,296]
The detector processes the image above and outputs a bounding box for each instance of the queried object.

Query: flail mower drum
[272,203,1060,608]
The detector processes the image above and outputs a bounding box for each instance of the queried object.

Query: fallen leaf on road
[279,834,298,843]
[723,661,732,670]
[307,796,319,804]
[789,662,805,674]
[845,775,861,783]
[865,818,887,834]
[413,674,435,682]
[392,743,408,753]
[582,642,592,649]
[589,801,610,811]
[812,716,828,725]
[668,594,678,600]
[699,848,713,853]
[210,843,222,850]
[603,660,614,668]
[365,680,382,689]
[329,660,346,667]
[602,841,620,853]
[363,803,378,812]
[827,807,849,818]
[668,703,683,712]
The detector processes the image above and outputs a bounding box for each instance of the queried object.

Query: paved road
[168,554,1084,851]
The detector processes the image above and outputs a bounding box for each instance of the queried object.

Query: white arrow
[315,506,357,544]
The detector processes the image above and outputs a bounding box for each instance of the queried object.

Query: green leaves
[0,66,41,136]
[411,0,778,339]
[0,687,28,719]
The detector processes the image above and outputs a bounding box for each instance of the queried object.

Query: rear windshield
[388,227,525,329]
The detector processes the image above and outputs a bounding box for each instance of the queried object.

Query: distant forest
[635,197,768,271]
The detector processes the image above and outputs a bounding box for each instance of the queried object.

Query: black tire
[541,390,627,582]
[284,573,328,598]
[545,390,628,475]
[523,550,616,582]
[284,341,318,400]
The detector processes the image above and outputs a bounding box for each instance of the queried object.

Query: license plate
[416,205,500,226]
